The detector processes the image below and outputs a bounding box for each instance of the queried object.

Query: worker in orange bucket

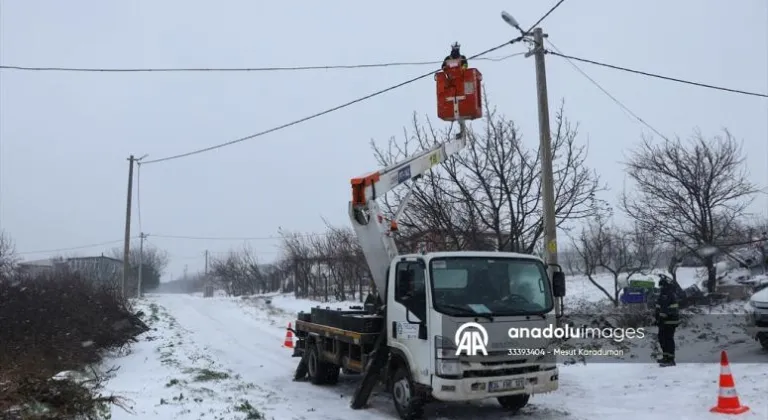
[441,42,468,70]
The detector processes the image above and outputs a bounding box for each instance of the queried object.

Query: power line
[527,0,567,32]
[140,48,526,165]
[135,0,569,166]
[0,54,525,73]
[150,233,327,241]
[17,238,136,255]
[545,40,670,141]
[545,50,768,99]
[171,249,281,260]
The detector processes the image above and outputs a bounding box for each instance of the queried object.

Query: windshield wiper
[438,303,494,321]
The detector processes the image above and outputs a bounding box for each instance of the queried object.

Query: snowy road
[104,293,767,420]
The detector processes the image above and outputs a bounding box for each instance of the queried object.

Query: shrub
[0,270,148,418]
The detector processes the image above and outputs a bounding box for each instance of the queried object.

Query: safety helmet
[658,274,671,287]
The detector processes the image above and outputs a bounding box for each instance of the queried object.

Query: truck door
[389,260,432,384]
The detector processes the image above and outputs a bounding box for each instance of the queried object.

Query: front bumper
[430,368,559,402]
[745,307,768,338]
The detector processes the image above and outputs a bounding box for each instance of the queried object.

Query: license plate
[488,379,524,392]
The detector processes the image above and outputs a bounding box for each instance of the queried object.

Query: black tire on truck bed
[306,346,340,385]
[307,346,327,385]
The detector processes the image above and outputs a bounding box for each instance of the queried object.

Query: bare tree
[572,216,660,306]
[621,129,758,293]
[0,230,19,281]
[110,244,169,292]
[371,99,607,254]
[279,230,318,298]
[278,224,371,302]
[208,244,266,296]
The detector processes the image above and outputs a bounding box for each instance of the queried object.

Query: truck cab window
[395,261,427,321]
[430,257,553,316]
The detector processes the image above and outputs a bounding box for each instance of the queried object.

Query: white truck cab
[386,251,562,413]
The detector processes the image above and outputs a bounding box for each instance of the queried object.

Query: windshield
[429,257,553,317]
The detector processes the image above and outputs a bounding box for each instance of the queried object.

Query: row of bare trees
[206,244,285,296]
[204,99,763,304]
[205,228,370,300]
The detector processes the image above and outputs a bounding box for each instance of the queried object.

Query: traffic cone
[710,350,749,415]
[282,322,294,349]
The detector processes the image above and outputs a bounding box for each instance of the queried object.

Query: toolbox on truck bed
[342,314,383,333]
[304,306,383,333]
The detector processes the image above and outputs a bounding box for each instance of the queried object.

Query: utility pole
[122,155,136,300]
[530,27,558,268]
[137,232,147,298]
[204,250,213,297]
[524,27,561,319]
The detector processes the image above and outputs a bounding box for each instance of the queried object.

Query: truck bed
[296,306,383,341]
[293,306,385,372]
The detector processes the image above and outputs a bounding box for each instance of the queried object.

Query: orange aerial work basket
[435,66,483,121]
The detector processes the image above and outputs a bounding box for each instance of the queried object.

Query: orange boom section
[435,67,483,121]
[350,172,380,206]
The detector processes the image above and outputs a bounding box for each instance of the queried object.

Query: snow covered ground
[102,269,767,420]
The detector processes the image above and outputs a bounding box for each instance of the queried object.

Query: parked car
[745,286,768,350]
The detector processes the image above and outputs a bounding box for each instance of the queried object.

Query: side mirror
[418,323,428,340]
[405,309,428,340]
[552,271,566,297]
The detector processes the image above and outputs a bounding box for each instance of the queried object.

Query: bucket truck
[290,53,567,420]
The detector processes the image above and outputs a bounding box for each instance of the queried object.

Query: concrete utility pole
[122,153,148,300]
[137,232,147,298]
[122,155,136,300]
[530,27,559,269]
[501,14,559,273]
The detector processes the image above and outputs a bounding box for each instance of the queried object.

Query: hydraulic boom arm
[349,121,468,298]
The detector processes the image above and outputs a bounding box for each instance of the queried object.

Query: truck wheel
[497,394,530,414]
[306,347,327,385]
[390,367,424,420]
[758,333,768,350]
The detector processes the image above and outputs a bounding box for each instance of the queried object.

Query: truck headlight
[436,359,462,376]
[435,335,462,378]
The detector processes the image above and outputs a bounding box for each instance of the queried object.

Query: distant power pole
[205,250,209,276]
[122,155,136,300]
[137,232,147,298]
